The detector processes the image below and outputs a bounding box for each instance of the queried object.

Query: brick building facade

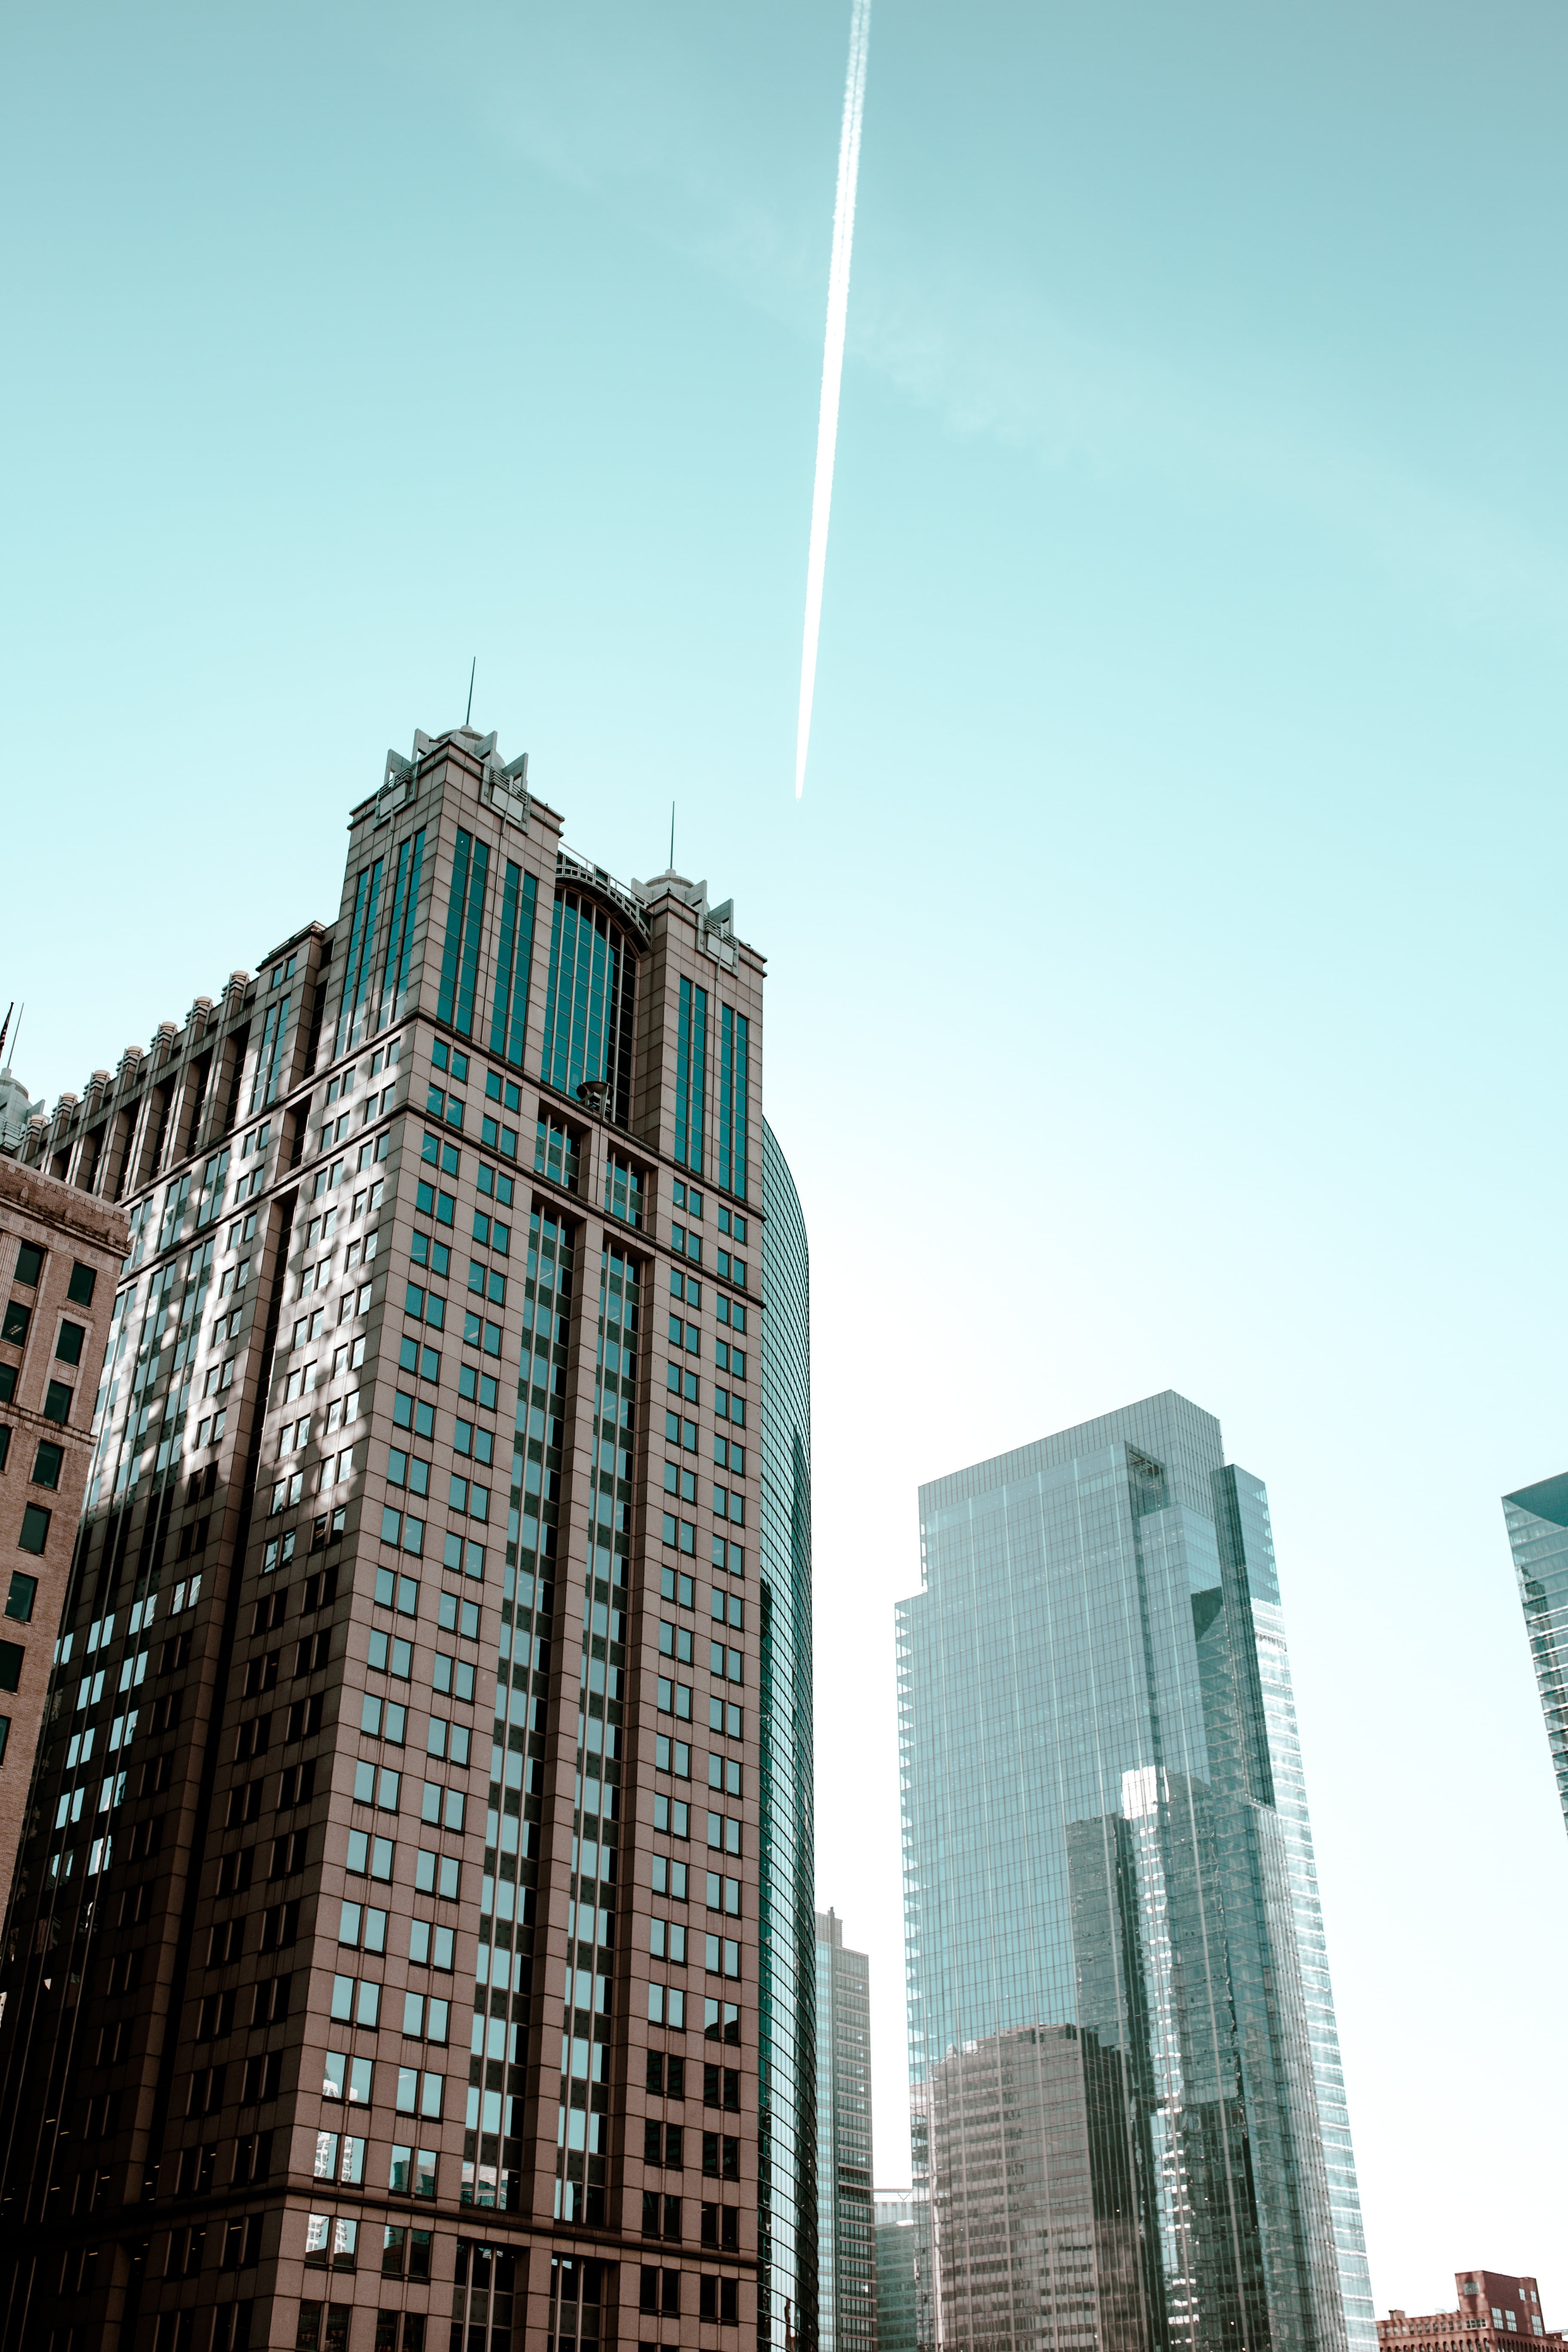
[1379,2272,1560,2352]
[0,723,814,2352]
[0,1152,128,1901]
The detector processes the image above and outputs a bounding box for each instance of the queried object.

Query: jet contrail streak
[795,0,871,799]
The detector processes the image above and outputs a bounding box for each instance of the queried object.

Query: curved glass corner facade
[760,1119,817,2352]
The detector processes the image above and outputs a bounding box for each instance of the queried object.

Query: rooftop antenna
[669,802,675,870]
[465,658,476,729]
[4,1002,22,1071]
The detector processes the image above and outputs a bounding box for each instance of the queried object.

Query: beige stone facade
[0,1155,128,1907]
[0,726,784,2352]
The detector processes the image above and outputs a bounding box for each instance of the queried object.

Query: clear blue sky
[6,1,1567,2310]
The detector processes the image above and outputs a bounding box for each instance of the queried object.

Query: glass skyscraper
[874,2190,932,2352]
[815,1908,875,2352]
[1240,1471,1375,2352]
[897,1391,1363,2352]
[1501,1472,1568,1841]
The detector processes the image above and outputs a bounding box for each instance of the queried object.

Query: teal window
[605,1153,643,1228]
[539,888,637,1123]
[456,1365,498,1412]
[535,1116,580,1194]
[250,995,291,1112]
[436,830,490,1039]
[475,1158,514,1207]
[717,1005,748,1201]
[488,863,538,1069]
[674,977,708,1174]
[378,827,426,1030]
[336,856,385,1056]
[420,1134,460,1177]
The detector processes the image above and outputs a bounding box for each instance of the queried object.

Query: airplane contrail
[795,0,872,799]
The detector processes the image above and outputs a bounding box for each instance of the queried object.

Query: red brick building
[0,1148,128,1902]
[1380,2271,1560,2352]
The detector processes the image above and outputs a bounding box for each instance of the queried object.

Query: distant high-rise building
[816,1909,874,2352]
[898,1391,1368,2352]
[873,2190,931,2352]
[1501,1474,1568,1842]
[1378,2268,1560,2351]
[0,1149,127,1898]
[0,723,814,2352]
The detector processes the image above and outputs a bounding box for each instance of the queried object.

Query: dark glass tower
[898,1392,1357,2352]
[759,1121,816,2352]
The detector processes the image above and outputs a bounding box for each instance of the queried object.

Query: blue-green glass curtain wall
[900,1393,1353,2352]
[489,864,538,1070]
[539,888,637,1126]
[760,1121,816,2352]
[437,828,490,1039]
[718,1007,749,1202]
[674,977,707,1174]
[336,856,384,1056]
[378,827,426,1031]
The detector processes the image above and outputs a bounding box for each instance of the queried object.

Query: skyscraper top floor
[16,724,764,1215]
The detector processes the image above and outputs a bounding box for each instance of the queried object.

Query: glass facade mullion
[487,862,537,1072]
[454,840,490,1040]
[437,830,474,1031]
[378,827,426,1030]
[539,889,637,1127]
[759,1121,815,2352]
[675,977,708,1174]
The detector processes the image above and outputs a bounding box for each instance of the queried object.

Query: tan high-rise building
[0,1147,129,1900]
[0,725,816,2352]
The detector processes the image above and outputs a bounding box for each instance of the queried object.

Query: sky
[5,0,1568,2313]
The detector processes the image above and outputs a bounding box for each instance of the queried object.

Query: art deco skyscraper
[815,1910,874,2352]
[897,1391,1368,2352]
[1501,1473,1568,1845]
[0,723,813,2352]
